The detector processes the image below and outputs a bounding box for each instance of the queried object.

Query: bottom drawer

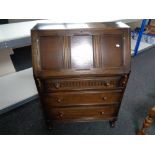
[46,105,119,121]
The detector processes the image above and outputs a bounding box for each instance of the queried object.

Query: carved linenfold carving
[93,35,101,68]
[63,36,71,69]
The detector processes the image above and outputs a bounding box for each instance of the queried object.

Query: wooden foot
[109,119,116,128]
[137,106,155,135]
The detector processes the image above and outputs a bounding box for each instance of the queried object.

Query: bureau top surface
[32,22,129,31]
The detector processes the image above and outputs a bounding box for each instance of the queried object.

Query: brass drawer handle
[55,83,60,89]
[102,96,107,100]
[100,111,105,115]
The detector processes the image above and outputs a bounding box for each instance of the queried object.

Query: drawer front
[46,105,119,121]
[42,75,128,92]
[43,90,123,107]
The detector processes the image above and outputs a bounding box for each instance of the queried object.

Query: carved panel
[119,74,129,87]
[43,76,123,92]
[93,34,124,68]
[71,35,93,69]
[39,36,64,70]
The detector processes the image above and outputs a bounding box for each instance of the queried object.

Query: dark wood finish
[42,76,126,92]
[71,35,93,69]
[137,106,155,135]
[46,105,119,121]
[43,90,122,107]
[40,36,64,70]
[31,22,131,129]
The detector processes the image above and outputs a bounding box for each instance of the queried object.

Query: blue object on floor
[134,19,147,56]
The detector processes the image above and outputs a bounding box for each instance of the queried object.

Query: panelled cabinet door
[70,34,124,70]
[100,34,123,67]
[93,34,124,68]
[71,35,94,69]
[40,36,63,70]
[35,29,128,74]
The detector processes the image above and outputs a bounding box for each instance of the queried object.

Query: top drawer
[42,75,128,92]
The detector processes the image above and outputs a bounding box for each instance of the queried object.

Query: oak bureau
[31,22,131,128]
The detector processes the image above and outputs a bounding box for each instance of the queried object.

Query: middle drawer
[43,90,123,107]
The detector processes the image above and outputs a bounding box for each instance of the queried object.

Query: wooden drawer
[43,90,123,107]
[42,75,128,92]
[46,105,119,121]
